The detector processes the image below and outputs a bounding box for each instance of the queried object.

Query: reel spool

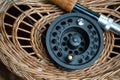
[46,13,104,70]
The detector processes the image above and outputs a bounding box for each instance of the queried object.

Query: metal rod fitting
[98,15,120,34]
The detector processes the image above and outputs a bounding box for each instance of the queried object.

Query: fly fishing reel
[46,12,104,70]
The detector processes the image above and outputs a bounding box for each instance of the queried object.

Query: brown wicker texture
[0,0,120,80]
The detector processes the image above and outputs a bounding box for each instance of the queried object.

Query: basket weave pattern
[0,0,120,80]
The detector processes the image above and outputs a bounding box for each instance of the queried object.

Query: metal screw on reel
[46,13,104,70]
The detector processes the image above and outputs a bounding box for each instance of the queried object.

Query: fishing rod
[48,0,120,34]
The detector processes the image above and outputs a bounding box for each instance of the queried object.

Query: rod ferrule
[98,14,120,34]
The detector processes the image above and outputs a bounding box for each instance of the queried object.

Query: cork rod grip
[48,0,77,12]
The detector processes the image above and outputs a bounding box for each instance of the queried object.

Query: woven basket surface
[0,0,120,80]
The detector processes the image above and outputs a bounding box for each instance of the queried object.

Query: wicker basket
[0,0,120,80]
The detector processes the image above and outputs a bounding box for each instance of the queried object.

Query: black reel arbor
[46,13,104,70]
